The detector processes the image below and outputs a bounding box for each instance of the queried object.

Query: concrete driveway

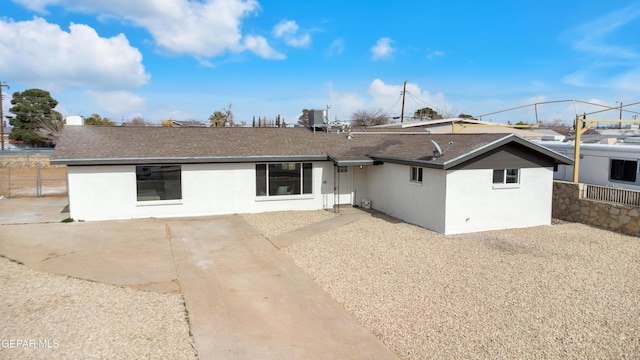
[0,197,397,360]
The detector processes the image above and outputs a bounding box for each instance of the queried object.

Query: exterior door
[335,166,352,205]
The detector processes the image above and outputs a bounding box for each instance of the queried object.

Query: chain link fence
[0,154,67,198]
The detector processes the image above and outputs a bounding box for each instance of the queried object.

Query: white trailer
[538,141,640,190]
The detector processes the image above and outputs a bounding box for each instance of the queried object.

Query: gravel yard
[0,256,196,360]
[246,210,640,359]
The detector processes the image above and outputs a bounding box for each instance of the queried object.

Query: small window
[337,166,348,173]
[610,159,637,183]
[136,165,182,201]
[410,166,423,183]
[493,168,519,185]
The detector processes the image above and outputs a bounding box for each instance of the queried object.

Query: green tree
[85,114,115,126]
[459,114,474,119]
[8,89,59,144]
[298,109,310,127]
[351,109,390,126]
[414,107,441,120]
[209,104,235,127]
[209,110,227,127]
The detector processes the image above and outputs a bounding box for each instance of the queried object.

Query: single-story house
[373,118,545,140]
[51,126,572,235]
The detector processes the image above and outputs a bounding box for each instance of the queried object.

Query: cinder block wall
[552,181,640,237]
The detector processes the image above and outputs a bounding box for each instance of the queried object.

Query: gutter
[51,154,329,166]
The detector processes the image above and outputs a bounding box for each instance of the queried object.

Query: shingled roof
[51,126,573,168]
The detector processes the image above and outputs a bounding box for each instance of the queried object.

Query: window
[136,165,182,201]
[610,159,637,183]
[410,166,423,183]
[493,168,519,185]
[256,162,313,197]
[337,166,348,173]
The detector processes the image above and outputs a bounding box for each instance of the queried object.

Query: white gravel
[0,256,197,360]
[249,211,640,359]
[242,209,337,238]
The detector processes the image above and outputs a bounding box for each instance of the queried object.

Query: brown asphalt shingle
[51,126,571,167]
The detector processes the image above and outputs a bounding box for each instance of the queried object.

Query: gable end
[450,142,556,170]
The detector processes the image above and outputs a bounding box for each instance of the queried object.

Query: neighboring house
[373,118,545,139]
[51,126,572,235]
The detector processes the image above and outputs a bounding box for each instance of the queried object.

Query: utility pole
[400,80,406,123]
[325,104,330,133]
[619,101,623,129]
[0,81,10,151]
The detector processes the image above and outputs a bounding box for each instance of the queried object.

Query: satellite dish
[431,139,443,157]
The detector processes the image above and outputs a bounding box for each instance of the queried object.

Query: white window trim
[136,199,183,206]
[492,168,520,189]
[410,166,423,184]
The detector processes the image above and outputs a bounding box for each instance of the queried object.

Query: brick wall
[553,181,640,237]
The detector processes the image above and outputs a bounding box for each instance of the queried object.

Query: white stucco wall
[67,162,335,221]
[363,163,447,233]
[444,167,553,234]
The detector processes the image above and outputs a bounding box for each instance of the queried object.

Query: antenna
[431,139,454,158]
[431,139,443,157]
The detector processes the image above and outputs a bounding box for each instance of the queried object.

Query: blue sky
[1,0,639,125]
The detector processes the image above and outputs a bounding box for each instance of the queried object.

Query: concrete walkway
[0,198,397,360]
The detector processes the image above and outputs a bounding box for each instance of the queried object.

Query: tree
[351,109,390,126]
[209,103,235,127]
[8,88,59,144]
[298,109,310,127]
[124,116,152,126]
[540,118,571,134]
[85,114,115,126]
[459,114,474,119]
[35,111,65,141]
[414,107,441,120]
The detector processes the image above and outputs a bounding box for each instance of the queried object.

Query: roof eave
[368,155,445,169]
[51,154,329,166]
[441,134,574,169]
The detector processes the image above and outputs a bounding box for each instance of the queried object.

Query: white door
[335,166,353,205]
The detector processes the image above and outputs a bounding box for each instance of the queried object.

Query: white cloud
[0,17,149,91]
[244,35,285,59]
[427,50,445,59]
[328,79,449,121]
[368,79,447,115]
[562,2,640,96]
[568,3,640,59]
[327,38,345,56]
[273,20,298,38]
[272,20,311,48]
[12,0,285,59]
[371,37,395,60]
[88,90,146,119]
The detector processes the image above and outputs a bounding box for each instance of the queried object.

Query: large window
[136,165,182,201]
[493,168,519,185]
[256,163,312,197]
[610,159,637,183]
[410,166,423,183]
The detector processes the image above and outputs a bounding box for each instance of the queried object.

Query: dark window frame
[256,162,313,197]
[610,159,637,183]
[136,165,182,202]
[410,166,423,183]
